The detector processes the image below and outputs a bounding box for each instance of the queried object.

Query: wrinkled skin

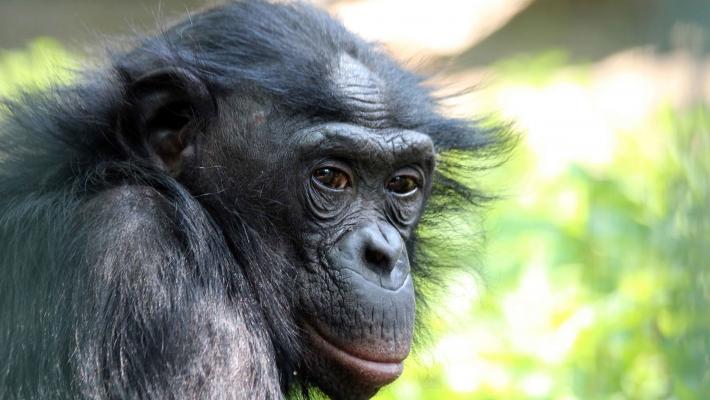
[294,124,432,396]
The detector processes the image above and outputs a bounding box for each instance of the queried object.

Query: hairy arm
[75,186,282,400]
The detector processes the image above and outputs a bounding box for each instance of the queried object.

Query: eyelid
[311,159,353,177]
[390,166,424,182]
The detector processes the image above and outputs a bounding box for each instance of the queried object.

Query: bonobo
[0,1,504,399]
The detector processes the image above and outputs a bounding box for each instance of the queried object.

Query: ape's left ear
[118,67,215,176]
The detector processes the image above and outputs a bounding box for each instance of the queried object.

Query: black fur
[0,1,508,399]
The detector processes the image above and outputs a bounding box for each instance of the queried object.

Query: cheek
[302,183,347,221]
[386,197,424,235]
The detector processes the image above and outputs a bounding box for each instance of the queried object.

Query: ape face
[286,57,435,398]
[294,121,433,397]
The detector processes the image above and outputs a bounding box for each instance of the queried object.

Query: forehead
[332,54,388,129]
[281,54,435,166]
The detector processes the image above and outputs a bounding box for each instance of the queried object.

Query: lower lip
[304,324,404,386]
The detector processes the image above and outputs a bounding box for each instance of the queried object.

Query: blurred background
[1,0,708,399]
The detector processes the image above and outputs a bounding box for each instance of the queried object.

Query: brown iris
[387,175,419,195]
[312,167,351,190]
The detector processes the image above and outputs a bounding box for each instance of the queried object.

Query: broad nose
[330,221,410,290]
[361,222,403,273]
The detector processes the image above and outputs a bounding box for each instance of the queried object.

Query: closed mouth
[303,322,405,387]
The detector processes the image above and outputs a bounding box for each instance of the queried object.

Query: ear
[118,67,215,176]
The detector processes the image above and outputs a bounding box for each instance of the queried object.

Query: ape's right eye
[312,167,351,190]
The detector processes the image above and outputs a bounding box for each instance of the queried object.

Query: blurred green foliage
[1,40,707,400]
[377,62,710,399]
[0,38,77,98]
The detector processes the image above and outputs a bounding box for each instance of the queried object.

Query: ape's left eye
[387,175,420,196]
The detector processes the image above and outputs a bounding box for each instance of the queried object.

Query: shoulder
[81,185,175,238]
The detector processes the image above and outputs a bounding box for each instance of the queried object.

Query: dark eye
[312,167,351,190]
[387,175,420,196]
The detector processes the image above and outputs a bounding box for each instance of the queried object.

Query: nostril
[364,247,393,272]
